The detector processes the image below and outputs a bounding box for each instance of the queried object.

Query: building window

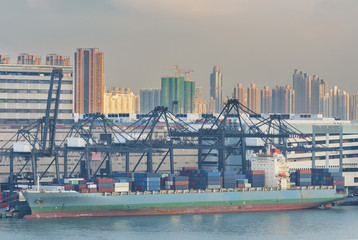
[354,177,358,183]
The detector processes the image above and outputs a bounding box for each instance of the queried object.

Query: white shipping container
[87,184,97,189]
[165,181,173,185]
[64,178,85,184]
[114,187,129,192]
[67,138,86,148]
[113,182,130,188]
[244,183,252,188]
[13,142,32,152]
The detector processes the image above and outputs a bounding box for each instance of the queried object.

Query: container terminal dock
[0,69,357,218]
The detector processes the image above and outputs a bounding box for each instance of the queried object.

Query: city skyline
[2,52,357,118]
[1,1,358,99]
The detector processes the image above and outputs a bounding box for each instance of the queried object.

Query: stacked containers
[296,170,312,186]
[113,172,133,178]
[222,171,237,188]
[160,174,169,189]
[180,167,198,176]
[180,168,202,189]
[237,174,250,188]
[247,170,265,187]
[0,192,6,208]
[133,173,161,191]
[0,191,19,208]
[163,175,174,190]
[290,171,297,185]
[74,184,87,193]
[202,171,221,189]
[86,183,98,193]
[173,176,189,190]
[312,168,345,189]
[96,178,113,192]
[62,178,86,191]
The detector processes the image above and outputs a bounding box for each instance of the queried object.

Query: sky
[1,0,358,99]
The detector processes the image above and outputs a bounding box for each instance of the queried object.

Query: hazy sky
[1,0,358,99]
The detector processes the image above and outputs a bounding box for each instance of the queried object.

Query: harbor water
[1,206,358,240]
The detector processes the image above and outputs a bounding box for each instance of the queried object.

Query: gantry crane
[0,68,64,189]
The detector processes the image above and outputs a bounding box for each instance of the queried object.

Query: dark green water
[1,206,358,240]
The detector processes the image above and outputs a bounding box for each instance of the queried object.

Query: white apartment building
[0,64,73,124]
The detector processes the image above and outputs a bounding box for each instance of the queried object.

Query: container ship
[22,154,347,219]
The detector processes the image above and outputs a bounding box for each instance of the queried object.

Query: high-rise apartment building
[104,87,139,114]
[233,84,247,109]
[0,54,10,64]
[207,97,216,114]
[210,66,223,113]
[193,87,207,114]
[140,88,161,114]
[272,85,295,114]
[350,94,358,121]
[329,86,350,120]
[161,76,195,113]
[0,65,73,124]
[339,91,350,120]
[74,48,104,114]
[184,80,195,113]
[17,53,42,65]
[311,75,328,114]
[293,69,311,114]
[247,84,260,113]
[46,54,70,66]
[261,86,272,114]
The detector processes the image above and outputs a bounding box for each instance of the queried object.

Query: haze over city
[1,0,358,98]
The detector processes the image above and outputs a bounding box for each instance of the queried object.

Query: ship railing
[100,185,336,197]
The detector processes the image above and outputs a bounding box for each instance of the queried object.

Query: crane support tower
[0,68,64,189]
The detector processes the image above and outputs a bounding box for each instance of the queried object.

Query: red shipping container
[97,188,113,193]
[297,170,312,174]
[182,167,198,171]
[251,170,265,175]
[237,184,245,188]
[80,189,89,193]
[333,181,345,185]
[77,184,87,190]
[64,184,73,190]
[174,181,189,186]
[0,203,9,208]
[326,177,331,181]
[89,188,98,193]
[270,149,281,154]
[96,178,113,184]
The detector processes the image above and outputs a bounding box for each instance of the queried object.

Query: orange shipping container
[297,170,312,174]
[96,178,113,184]
[174,181,189,186]
[250,170,265,175]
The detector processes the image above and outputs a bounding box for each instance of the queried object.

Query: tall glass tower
[210,65,223,113]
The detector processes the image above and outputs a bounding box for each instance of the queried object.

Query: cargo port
[0,69,355,219]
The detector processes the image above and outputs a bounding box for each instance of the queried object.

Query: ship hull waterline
[24,202,330,219]
[23,188,345,219]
